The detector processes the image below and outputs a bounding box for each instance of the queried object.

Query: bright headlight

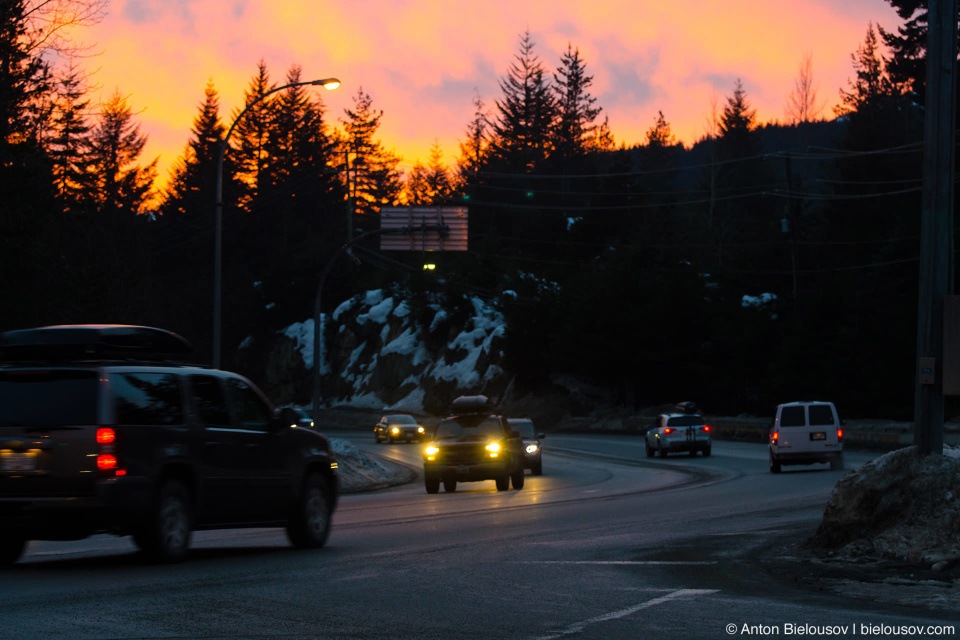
[418,426,425,433]
[526,444,539,454]
[485,442,500,453]
[391,427,400,434]
[425,445,439,456]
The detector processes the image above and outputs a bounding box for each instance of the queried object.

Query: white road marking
[515,560,717,565]
[531,589,719,640]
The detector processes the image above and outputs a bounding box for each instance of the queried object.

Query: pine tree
[551,43,601,161]
[405,161,429,205]
[878,0,928,103]
[88,91,157,214]
[163,79,228,218]
[489,30,557,171]
[455,91,489,187]
[425,140,452,203]
[231,60,276,212]
[835,23,896,116]
[48,64,95,213]
[645,111,675,148]
[341,87,402,224]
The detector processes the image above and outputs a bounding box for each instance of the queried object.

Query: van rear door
[0,368,101,497]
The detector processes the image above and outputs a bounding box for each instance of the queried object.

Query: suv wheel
[645,440,654,458]
[658,443,668,458]
[136,479,192,563]
[287,473,331,549]
[425,474,440,494]
[0,534,25,566]
[532,460,543,476]
[443,479,457,493]
[703,446,711,457]
[495,474,509,491]
[511,467,525,490]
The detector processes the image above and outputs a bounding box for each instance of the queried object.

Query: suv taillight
[96,427,125,476]
[664,428,674,434]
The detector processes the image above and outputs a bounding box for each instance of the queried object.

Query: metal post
[914,0,956,455]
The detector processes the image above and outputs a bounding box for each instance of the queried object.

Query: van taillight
[770,432,779,443]
[96,428,116,444]
[97,454,118,470]
[837,429,843,441]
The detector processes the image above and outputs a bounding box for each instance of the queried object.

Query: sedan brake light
[701,425,711,432]
[663,428,674,434]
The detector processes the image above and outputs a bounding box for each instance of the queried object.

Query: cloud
[82,0,905,188]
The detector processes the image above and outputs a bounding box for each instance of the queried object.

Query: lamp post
[213,77,340,368]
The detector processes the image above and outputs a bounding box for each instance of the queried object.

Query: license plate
[810,432,826,441]
[1,451,37,472]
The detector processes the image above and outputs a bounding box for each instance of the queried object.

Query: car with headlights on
[645,410,712,458]
[422,395,525,493]
[374,414,425,443]
[507,418,543,475]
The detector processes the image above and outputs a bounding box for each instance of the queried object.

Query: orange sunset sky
[76,0,904,188]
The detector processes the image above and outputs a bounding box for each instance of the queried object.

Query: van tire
[769,452,782,474]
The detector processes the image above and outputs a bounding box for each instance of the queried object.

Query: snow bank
[811,445,960,563]
[329,438,416,493]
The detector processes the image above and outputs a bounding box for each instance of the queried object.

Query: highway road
[2,434,956,640]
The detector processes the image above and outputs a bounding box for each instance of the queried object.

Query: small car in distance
[645,412,712,458]
[374,414,425,443]
[768,401,844,473]
[507,418,543,475]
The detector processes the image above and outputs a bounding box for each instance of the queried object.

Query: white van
[768,401,844,473]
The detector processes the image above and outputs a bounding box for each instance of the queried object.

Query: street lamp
[213,77,340,368]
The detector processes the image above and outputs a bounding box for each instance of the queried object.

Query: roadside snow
[812,445,960,564]
[328,438,415,493]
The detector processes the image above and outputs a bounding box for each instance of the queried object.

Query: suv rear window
[667,416,705,427]
[113,372,184,426]
[779,406,806,427]
[435,417,503,440]
[808,404,835,426]
[0,369,98,426]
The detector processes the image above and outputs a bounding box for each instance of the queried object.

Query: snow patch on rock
[811,445,960,563]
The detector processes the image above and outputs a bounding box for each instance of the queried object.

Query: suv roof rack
[449,394,495,416]
[0,325,196,364]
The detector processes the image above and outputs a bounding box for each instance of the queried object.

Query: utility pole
[914,0,957,455]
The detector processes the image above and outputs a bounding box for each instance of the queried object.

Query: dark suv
[422,395,525,493]
[0,325,339,564]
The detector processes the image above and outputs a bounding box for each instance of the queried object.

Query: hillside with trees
[0,0,951,419]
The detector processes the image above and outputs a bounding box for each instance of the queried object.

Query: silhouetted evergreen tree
[550,43,600,163]
[232,60,276,213]
[340,86,402,229]
[87,91,157,214]
[488,30,556,172]
[47,65,96,213]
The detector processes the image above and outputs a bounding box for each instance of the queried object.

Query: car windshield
[434,417,503,441]
[667,416,704,427]
[511,421,535,438]
[0,369,98,427]
[387,415,417,425]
